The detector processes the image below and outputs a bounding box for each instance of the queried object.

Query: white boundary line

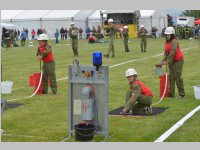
[154,105,200,142]
[57,76,68,81]
[2,133,48,139]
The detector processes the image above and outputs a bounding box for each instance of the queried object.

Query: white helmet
[125,68,138,77]
[164,27,175,34]
[140,25,144,28]
[70,22,75,25]
[108,18,114,23]
[123,26,128,29]
[37,34,48,41]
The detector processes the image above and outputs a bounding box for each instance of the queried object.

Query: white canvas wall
[42,20,72,39]
[88,19,102,29]
[139,10,167,36]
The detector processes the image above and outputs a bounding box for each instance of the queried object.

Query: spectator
[37,29,42,37]
[31,29,36,40]
[151,27,158,39]
[88,33,96,43]
[85,27,91,39]
[20,29,27,46]
[64,28,68,40]
[55,29,59,44]
[14,29,18,41]
[79,27,83,39]
[25,28,29,40]
[60,27,64,40]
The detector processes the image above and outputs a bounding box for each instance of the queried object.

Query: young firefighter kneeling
[121,68,153,115]
[36,34,57,94]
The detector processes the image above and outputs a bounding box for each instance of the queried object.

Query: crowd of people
[1,20,200,49]
[162,24,200,39]
[1,27,47,48]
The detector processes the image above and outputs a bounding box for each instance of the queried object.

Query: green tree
[182,10,200,19]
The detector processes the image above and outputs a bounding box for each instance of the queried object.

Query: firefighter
[184,25,189,39]
[138,25,148,52]
[122,26,130,52]
[121,68,153,115]
[69,22,79,57]
[159,27,185,98]
[104,18,116,58]
[36,34,57,95]
[176,26,181,40]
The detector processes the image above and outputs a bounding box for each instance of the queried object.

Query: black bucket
[75,123,95,141]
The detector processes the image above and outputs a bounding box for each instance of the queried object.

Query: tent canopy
[12,10,51,21]
[74,10,94,21]
[88,10,107,20]
[140,10,155,17]
[42,10,80,20]
[102,10,136,14]
[1,10,24,20]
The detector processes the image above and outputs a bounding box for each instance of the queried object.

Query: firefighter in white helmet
[158,26,185,98]
[104,18,116,58]
[138,24,148,52]
[37,34,57,94]
[120,68,153,115]
[122,26,130,52]
[69,22,79,57]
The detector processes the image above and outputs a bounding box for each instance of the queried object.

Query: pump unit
[68,53,109,139]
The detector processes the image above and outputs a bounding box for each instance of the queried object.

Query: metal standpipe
[68,59,109,140]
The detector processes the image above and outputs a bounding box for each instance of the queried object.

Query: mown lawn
[1,37,200,142]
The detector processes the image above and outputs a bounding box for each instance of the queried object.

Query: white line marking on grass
[60,136,71,142]
[110,57,149,68]
[2,133,48,139]
[154,105,200,143]
[110,46,196,69]
[12,87,24,91]
[57,76,68,81]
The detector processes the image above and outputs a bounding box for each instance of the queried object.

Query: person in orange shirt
[159,26,185,98]
[36,34,57,94]
[121,68,153,115]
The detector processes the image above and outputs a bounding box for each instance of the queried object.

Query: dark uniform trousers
[168,60,185,97]
[124,38,129,52]
[42,61,57,94]
[72,38,78,56]
[140,36,147,52]
[125,90,152,114]
[108,38,115,57]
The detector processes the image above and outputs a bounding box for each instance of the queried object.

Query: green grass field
[1,37,200,142]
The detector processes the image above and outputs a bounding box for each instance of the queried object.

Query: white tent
[10,10,51,39]
[73,10,95,38]
[139,10,167,36]
[1,10,24,22]
[1,10,95,39]
[1,10,168,39]
[88,10,107,28]
[42,10,80,39]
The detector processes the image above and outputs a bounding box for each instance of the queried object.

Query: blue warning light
[93,52,102,71]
